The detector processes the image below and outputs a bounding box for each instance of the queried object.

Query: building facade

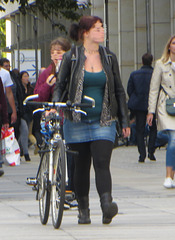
[0,0,175,89]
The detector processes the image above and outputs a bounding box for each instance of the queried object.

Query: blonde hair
[161,35,175,63]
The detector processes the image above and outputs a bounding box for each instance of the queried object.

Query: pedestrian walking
[33,37,76,208]
[0,63,17,125]
[18,71,34,161]
[127,53,157,162]
[52,15,130,224]
[33,37,71,148]
[0,58,22,140]
[0,77,9,176]
[147,35,175,188]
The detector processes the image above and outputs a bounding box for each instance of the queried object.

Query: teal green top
[81,70,106,122]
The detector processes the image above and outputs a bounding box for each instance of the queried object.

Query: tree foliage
[0,18,6,57]
[0,18,6,46]
[0,1,90,23]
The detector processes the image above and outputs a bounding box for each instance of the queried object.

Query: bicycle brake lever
[23,94,39,105]
[83,95,95,108]
[33,108,45,114]
[74,109,87,115]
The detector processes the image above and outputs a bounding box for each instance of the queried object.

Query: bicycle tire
[51,139,66,229]
[38,151,51,225]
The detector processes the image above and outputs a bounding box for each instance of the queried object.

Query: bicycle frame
[28,111,63,188]
[25,94,95,228]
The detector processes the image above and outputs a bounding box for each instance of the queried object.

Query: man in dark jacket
[127,53,157,162]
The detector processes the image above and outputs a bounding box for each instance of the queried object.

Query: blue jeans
[157,130,175,170]
[18,118,29,155]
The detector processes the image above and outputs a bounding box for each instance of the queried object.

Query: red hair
[69,16,103,42]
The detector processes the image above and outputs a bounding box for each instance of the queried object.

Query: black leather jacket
[52,45,129,128]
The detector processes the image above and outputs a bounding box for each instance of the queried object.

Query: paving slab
[0,145,175,240]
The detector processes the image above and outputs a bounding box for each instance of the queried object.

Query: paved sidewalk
[0,145,175,240]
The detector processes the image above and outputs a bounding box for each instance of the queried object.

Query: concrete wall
[91,0,175,93]
[1,0,175,91]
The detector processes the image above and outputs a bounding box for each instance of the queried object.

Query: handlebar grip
[73,103,93,108]
[25,101,44,107]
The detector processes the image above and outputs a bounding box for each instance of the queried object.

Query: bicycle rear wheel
[51,140,66,229]
[38,151,51,225]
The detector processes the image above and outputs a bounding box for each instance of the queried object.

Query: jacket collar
[164,57,172,65]
[141,65,153,70]
[78,44,110,64]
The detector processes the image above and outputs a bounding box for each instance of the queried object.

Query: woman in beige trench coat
[147,35,175,189]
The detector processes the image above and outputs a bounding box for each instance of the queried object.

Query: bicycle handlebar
[23,94,95,110]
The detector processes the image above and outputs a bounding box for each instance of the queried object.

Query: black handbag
[166,98,175,116]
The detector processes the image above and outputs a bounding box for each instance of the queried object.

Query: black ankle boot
[77,196,91,224]
[24,154,31,161]
[100,192,118,224]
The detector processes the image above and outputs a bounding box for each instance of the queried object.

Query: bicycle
[24,94,95,229]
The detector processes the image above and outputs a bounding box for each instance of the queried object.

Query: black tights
[69,140,113,198]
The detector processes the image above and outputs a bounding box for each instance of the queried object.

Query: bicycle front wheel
[51,140,66,229]
[38,151,51,225]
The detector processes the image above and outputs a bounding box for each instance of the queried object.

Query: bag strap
[160,85,170,98]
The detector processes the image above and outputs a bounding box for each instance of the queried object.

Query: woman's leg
[28,120,36,145]
[19,118,30,160]
[69,142,91,224]
[32,112,42,146]
[91,140,118,224]
[69,142,91,198]
[90,140,113,196]
[166,130,175,178]
[159,130,175,188]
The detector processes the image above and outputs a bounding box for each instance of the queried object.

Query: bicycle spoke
[51,140,65,229]
[38,152,50,225]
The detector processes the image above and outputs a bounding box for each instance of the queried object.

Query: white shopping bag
[1,127,20,166]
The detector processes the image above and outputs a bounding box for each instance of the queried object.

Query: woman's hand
[122,127,130,138]
[11,111,17,124]
[45,109,57,117]
[147,113,153,126]
[46,74,56,86]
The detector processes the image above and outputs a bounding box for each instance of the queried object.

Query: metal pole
[33,16,38,81]
[52,23,55,40]
[9,20,21,71]
[17,24,20,71]
[105,0,109,49]
[146,0,151,53]
[51,11,55,40]
[27,13,41,81]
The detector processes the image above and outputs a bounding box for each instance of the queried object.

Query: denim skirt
[63,119,116,144]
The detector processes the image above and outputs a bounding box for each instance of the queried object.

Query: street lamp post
[33,15,38,81]
[104,0,109,49]
[146,0,151,53]
[27,12,40,81]
[10,19,21,71]
[16,23,20,71]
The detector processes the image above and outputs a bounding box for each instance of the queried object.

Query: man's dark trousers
[135,110,157,161]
